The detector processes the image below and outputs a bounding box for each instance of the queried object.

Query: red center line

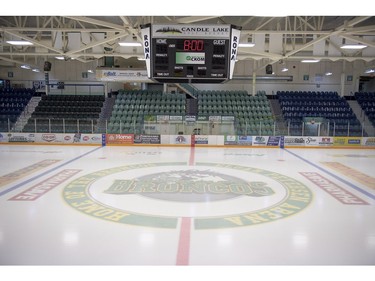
[176,217,192,265]
[176,136,195,265]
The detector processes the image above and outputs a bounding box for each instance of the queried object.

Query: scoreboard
[141,24,241,83]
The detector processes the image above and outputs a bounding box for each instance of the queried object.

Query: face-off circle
[63,162,312,229]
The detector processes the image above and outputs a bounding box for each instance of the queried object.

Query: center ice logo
[63,162,312,229]
[104,169,274,202]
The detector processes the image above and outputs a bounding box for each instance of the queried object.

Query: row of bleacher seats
[22,119,96,133]
[277,91,338,97]
[354,92,375,127]
[278,91,362,136]
[34,106,101,113]
[41,94,105,102]
[196,91,274,135]
[0,89,34,131]
[0,88,34,94]
[38,100,103,107]
[22,94,104,133]
[108,90,187,133]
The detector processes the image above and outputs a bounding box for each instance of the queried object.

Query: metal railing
[1,118,374,137]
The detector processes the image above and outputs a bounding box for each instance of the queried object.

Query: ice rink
[0,144,374,266]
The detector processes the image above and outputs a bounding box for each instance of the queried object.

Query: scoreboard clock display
[141,24,241,83]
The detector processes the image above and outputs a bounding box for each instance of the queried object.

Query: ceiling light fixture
[55,56,65,60]
[118,42,142,47]
[365,69,375,74]
[325,72,333,76]
[238,43,255,48]
[340,44,367,50]
[32,69,40,72]
[281,67,289,72]
[6,40,33,46]
[301,59,320,63]
[21,65,31,69]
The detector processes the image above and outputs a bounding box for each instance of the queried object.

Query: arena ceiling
[0,16,374,70]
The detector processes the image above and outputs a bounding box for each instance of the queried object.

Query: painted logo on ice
[63,163,312,229]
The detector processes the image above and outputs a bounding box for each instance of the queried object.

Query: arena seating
[22,94,104,133]
[277,91,362,136]
[196,90,275,135]
[0,88,34,131]
[354,92,375,127]
[108,90,186,133]
[107,89,275,135]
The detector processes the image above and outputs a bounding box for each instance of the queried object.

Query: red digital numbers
[183,40,204,51]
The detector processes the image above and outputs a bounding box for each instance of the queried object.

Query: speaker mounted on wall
[44,61,52,72]
[266,64,273,74]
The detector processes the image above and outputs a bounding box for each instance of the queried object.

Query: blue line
[284,148,375,201]
[0,146,103,197]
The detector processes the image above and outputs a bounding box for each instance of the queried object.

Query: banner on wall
[96,69,152,82]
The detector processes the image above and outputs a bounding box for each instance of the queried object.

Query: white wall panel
[252,34,265,52]
[67,33,81,52]
[328,35,342,57]
[362,36,375,56]
[53,31,63,49]
[313,35,325,56]
[91,33,105,53]
[269,34,283,54]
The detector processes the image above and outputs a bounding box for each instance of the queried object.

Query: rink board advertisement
[0,133,102,144]
[284,137,333,147]
[224,135,253,146]
[333,137,362,147]
[134,134,161,144]
[169,135,191,145]
[194,135,209,145]
[36,133,102,144]
[0,133,374,148]
[363,137,375,146]
[252,136,280,146]
[106,134,134,145]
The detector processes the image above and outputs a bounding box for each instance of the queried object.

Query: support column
[340,61,346,97]
[252,71,256,96]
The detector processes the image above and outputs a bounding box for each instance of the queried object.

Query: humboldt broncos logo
[63,162,312,229]
[104,169,274,202]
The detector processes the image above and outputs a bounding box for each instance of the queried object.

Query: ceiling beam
[175,16,220,24]
[3,30,63,54]
[64,32,129,56]
[64,16,125,30]
[339,34,375,48]
[0,55,38,67]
